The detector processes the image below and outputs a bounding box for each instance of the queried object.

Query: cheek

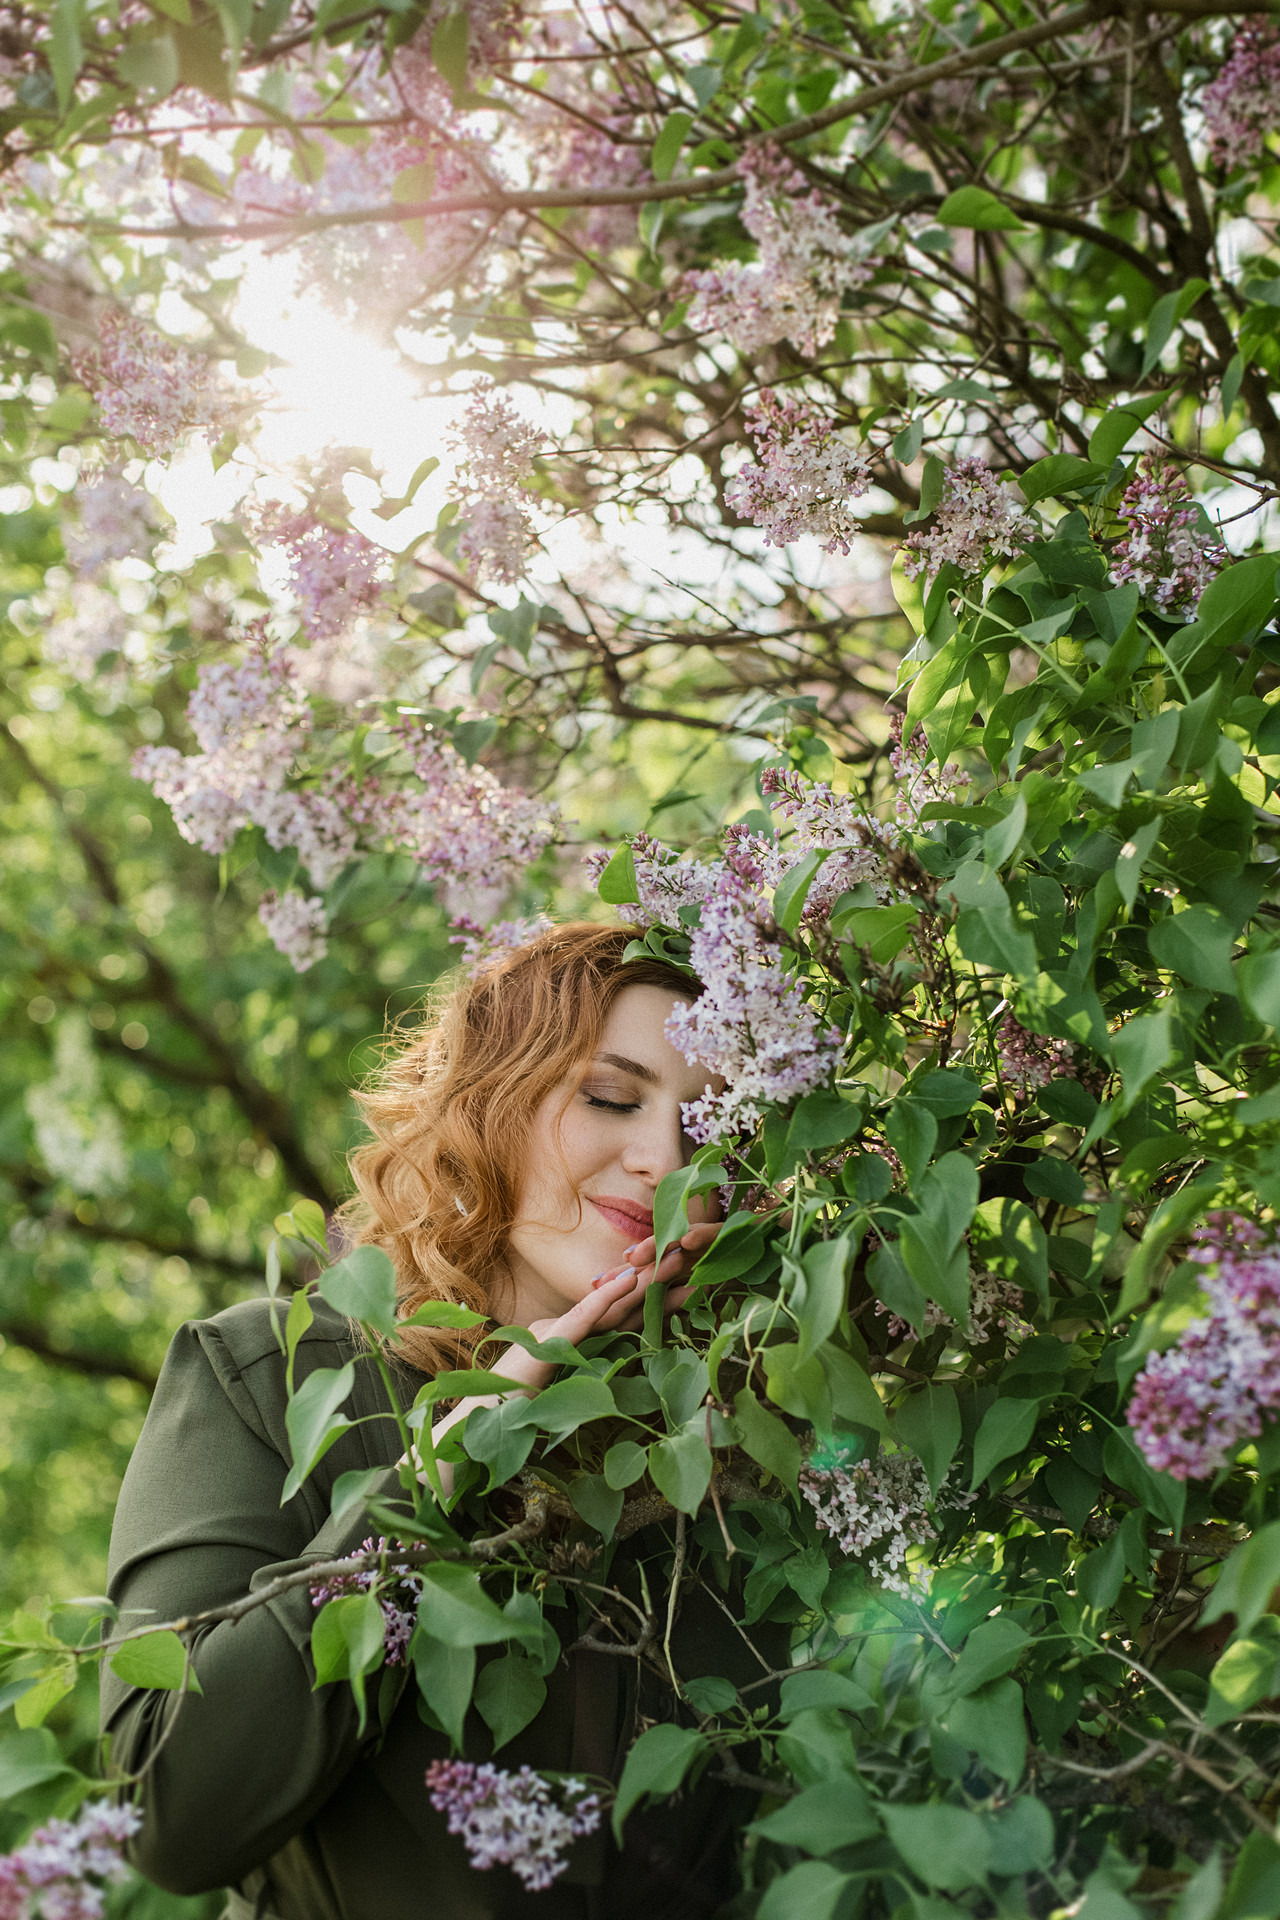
[511,1100,610,1230]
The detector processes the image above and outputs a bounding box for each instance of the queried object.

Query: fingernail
[615,1265,636,1282]
[591,1271,611,1289]
[624,1244,642,1259]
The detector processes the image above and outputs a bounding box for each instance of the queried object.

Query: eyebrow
[593,1050,660,1086]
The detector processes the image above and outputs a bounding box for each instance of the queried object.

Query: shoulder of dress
[191,1292,356,1379]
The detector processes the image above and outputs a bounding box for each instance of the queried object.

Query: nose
[619,1097,690,1186]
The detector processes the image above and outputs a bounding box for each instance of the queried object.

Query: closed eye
[583,1092,640,1113]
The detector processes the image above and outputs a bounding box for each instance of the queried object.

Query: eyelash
[584,1093,639,1114]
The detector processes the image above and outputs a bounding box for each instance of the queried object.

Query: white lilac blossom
[799,1451,940,1595]
[72,310,230,455]
[310,1535,421,1664]
[63,471,155,577]
[450,385,541,586]
[425,1762,601,1891]
[725,389,872,554]
[42,582,131,679]
[900,456,1035,580]
[583,833,722,929]
[25,1015,128,1196]
[132,649,310,856]
[254,506,386,641]
[994,1014,1076,1095]
[449,913,554,970]
[887,716,972,825]
[0,1799,141,1920]
[757,765,892,914]
[1111,456,1226,616]
[1128,1214,1280,1480]
[877,1269,1032,1347]
[1201,20,1280,168]
[686,143,873,357]
[666,879,841,1144]
[258,890,329,973]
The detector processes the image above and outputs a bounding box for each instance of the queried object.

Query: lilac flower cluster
[388,722,558,899]
[725,389,872,554]
[253,505,386,641]
[888,716,971,825]
[73,311,229,455]
[63,470,155,578]
[310,1536,422,1665]
[450,912,554,971]
[800,1451,939,1595]
[1201,21,1280,169]
[686,142,873,357]
[0,1799,141,1920]
[450,385,541,585]
[1128,1214,1280,1480]
[995,1014,1076,1096]
[425,1761,601,1890]
[900,456,1035,580]
[876,1269,1031,1348]
[757,765,893,915]
[1111,456,1226,616]
[258,890,329,973]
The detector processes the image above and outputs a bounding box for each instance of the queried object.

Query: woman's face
[503,984,718,1324]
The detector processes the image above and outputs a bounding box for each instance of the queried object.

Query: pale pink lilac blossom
[1201,20,1280,168]
[63,471,155,576]
[42,582,131,678]
[888,715,972,824]
[73,310,229,455]
[253,505,386,641]
[666,877,841,1143]
[310,1535,422,1664]
[1128,1213,1280,1479]
[450,386,541,586]
[877,1269,1032,1346]
[1111,456,1226,616]
[0,1799,141,1920]
[258,889,329,973]
[900,456,1035,580]
[449,913,554,970]
[726,389,872,554]
[386,722,558,895]
[758,765,893,915]
[995,1014,1076,1095]
[687,142,874,357]
[799,1451,938,1595]
[424,1761,602,1891]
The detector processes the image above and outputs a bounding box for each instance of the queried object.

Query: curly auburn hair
[340,922,701,1374]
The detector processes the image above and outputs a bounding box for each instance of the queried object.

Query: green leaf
[1202,1520,1280,1638]
[397,1298,488,1329]
[1019,454,1106,504]
[430,7,469,92]
[0,1729,73,1799]
[820,1346,890,1434]
[1148,907,1236,995]
[49,0,84,111]
[757,1861,855,1920]
[774,849,830,933]
[984,793,1027,868]
[792,1236,851,1360]
[750,1778,878,1855]
[651,109,693,181]
[884,1097,937,1188]
[597,843,639,905]
[683,1674,737,1714]
[892,1383,961,1496]
[894,418,924,465]
[733,1388,801,1494]
[879,1802,992,1890]
[937,186,1026,232]
[412,1633,474,1750]
[612,1723,707,1841]
[910,1068,981,1117]
[1172,1853,1224,1920]
[841,902,918,964]
[647,1431,712,1514]
[651,1157,724,1268]
[329,1467,386,1532]
[970,1396,1040,1489]
[415,1563,514,1647]
[391,158,436,205]
[778,1669,873,1716]
[1206,1618,1280,1727]
[786,1088,859,1155]
[604,1439,648,1489]
[943,1676,1026,1782]
[510,1372,615,1441]
[1110,1009,1177,1116]
[985,1795,1055,1874]
[569,1471,624,1539]
[1115,819,1160,911]
[1239,948,1280,1028]
[109,1627,201,1693]
[1141,278,1209,378]
[282,1361,355,1502]
[1086,394,1164,466]
[319,1244,398,1335]
[311,1591,384,1687]
[950,1615,1031,1695]
[474,1649,547,1750]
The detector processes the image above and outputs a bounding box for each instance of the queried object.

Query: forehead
[594,983,697,1075]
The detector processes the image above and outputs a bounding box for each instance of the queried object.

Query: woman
[102,924,768,1920]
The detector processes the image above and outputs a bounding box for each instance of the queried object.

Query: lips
[588,1194,654,1239]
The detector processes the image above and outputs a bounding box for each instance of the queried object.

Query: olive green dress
[102,1297,770,1920]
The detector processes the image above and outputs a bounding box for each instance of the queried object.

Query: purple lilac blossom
[1128,1214,1280,1479]
[887,715,972,825]
[995,1015,1077,1096]
[1111,456,1226,617]
[0,1800,141,1920]
[310,1535,421,1665]
[900,456,1035,580]
[253,506,386,641]
[725,389,872,555]
[449,383,541,585]
[449,913,555,971]
[1201,20,1280,168]
[425,1761,601,1890]
[72,310,230,455]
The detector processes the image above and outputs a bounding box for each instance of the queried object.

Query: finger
[622,1233,656,1268]
[557,1269,638,1336]
[680,1222,720,1250]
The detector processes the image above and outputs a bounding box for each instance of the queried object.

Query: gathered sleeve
[101,1313,407,1896]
